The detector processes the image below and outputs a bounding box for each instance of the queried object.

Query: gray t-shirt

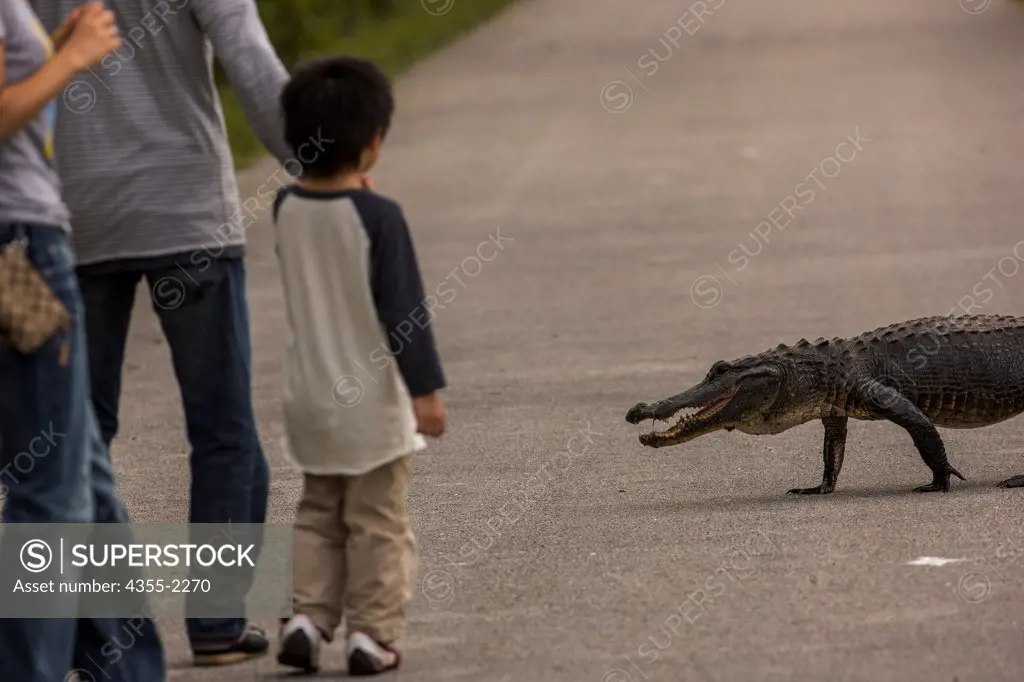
[32,0,291,267]
[0,0,71,229]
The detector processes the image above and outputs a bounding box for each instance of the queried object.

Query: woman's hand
[58,2,121,71]
[0,2,118,141]
[51,6,84,51]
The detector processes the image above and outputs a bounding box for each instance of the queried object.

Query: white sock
[347,631,396,662]
[282,614,321,642]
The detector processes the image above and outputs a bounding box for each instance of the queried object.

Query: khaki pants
[291,455,417,643]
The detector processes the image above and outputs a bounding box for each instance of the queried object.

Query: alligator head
[625,356,784,447]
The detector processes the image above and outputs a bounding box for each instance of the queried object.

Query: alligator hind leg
[997,475,1024,488]
[788,416,848,495]
[857,379,965,493]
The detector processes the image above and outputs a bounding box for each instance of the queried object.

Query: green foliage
[216,0,518,169]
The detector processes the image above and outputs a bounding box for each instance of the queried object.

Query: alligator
[625,314,1024,495]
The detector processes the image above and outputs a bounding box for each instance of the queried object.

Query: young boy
[272,56,447,675]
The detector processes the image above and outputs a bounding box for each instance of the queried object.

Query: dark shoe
[192,624,269,666]
[347,631,401,676]
[277,615,321,673]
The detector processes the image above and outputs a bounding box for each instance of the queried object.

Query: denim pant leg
[76,270,141,449]
[144,256,269,643]
[0,224,165,682]
[71,402,166,682]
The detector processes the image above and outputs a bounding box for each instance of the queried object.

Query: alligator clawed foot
[997,474,1024,488]
[915,466,965,493]
[787,485,833,495]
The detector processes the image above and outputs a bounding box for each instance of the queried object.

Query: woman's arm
[0,2,120,141]
[0,49,81,141]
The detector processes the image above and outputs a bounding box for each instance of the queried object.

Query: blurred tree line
[219,0,518,167]
[254,0,399,68]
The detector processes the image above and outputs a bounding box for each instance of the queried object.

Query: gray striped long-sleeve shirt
[31,0,292,267]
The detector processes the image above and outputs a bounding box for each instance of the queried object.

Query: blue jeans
[76,254,269,644]
[0,223,166,682]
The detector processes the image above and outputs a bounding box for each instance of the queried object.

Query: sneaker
[192,624,269,666]
[277,614,321,673]
[346,631,401,676]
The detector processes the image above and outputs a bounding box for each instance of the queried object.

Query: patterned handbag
[0,236,71,365]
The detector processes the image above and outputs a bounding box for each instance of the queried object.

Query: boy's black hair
[281,56,394,179]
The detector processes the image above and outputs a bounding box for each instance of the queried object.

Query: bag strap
[7,224,29,248]
[0,224,30,253]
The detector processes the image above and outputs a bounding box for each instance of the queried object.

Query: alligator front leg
[857,379,965,493]
[788,416,848,495]
[997,475,1024,488]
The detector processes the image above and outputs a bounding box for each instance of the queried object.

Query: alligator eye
[707,361,730,380]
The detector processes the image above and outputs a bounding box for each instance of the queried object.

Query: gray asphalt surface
[104,0,1024,679]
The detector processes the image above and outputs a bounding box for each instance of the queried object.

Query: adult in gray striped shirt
[32,0,293,666]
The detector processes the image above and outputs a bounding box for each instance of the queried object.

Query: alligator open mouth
[638,386,739,446]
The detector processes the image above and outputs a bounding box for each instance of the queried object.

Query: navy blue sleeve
[368,203,447,397]
[272,186,288,222]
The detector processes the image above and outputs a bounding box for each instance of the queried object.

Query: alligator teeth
[674,406,704,423]
[679,396,732,422]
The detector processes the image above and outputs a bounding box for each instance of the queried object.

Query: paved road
[105,0,1024,679]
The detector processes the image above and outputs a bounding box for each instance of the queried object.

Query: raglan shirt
[30,0,291,268]
[0,0,70,229]
[272,187,446,475]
